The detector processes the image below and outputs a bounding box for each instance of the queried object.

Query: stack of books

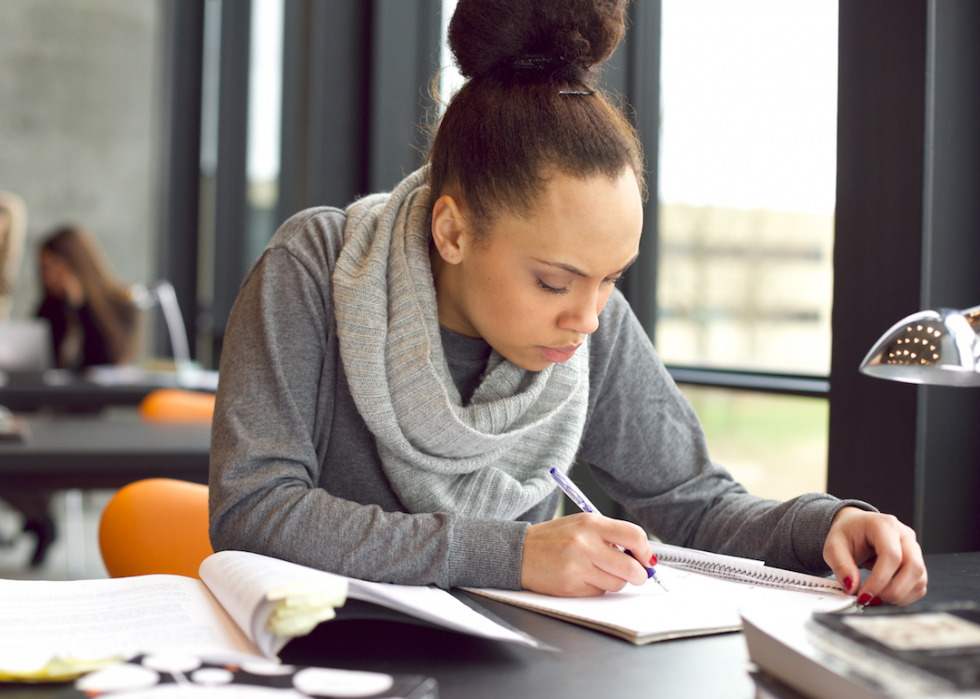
[743,602,980,698]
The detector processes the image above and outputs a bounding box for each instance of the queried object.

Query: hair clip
[513,54,564,71]
[558,89,596,96]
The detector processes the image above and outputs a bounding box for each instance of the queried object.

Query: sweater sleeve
[578,291,875,575]
[208,211,528,590]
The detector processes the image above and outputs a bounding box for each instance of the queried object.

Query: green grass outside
[677,386,830,501]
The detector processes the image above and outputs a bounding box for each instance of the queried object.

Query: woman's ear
[430,194,467,265]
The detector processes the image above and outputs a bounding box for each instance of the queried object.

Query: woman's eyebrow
[533,255,639,278]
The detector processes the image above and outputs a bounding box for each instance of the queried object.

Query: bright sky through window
[247,0,284,183]
[659,0,838,215]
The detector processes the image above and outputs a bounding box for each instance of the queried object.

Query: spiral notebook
[466,542,855,645]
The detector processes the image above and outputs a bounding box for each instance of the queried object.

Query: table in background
[0,369,217,413]
[0,371,153,412]
[0,413,210,489]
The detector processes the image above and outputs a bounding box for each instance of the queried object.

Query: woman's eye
[536,279,569,295]
[608,269,629,286]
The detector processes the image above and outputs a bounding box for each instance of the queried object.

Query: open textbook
[466,542,856,645]
[0,550,542,682]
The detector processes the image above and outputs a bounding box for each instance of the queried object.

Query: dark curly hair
[426,0,645,228]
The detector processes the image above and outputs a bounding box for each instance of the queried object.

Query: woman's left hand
[823,507,927,606]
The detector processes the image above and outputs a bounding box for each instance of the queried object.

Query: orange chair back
[139,388,216,423]
[99,478,213,579]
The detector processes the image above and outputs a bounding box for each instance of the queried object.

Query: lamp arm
[151,281,191,368]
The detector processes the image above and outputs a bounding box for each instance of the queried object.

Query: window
[657,1,839,496]
[245,0,285,267]
[658,0,838,375]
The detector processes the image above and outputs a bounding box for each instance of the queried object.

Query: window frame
[617,0,980,553]
[156,0,980,552]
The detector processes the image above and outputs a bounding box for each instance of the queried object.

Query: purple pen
[549,467,669,592]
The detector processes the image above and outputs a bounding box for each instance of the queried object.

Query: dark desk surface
[0,412,210,488]
[285,552,980,698]
[0,371,155,412]
[0,552,975,699]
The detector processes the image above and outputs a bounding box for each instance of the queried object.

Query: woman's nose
[559,293,600,335]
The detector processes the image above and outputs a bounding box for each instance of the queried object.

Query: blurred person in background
[0,191,26,321]
[2,226,138,567]
[36,225,137,370]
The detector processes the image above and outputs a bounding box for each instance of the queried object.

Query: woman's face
[430,168,643,372]
[40,249,82,302]
[40,249,69,296]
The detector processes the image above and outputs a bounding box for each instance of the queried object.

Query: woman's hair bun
[448,0,627,82]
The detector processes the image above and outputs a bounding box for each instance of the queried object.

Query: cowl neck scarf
[332,169,589,520]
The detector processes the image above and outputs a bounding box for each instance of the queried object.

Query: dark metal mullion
[368,0,441,193]
[666,367,829,397]
[276,0,311,228]
[620,0,662,343]
[156,0,205,360]
[830,0,980,553]
[829,3,925,530]
[278,0,372,220]
[915,0,980,553]
[210,0,252,365]
[310,1,372,207]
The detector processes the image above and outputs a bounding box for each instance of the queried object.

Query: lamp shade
[859,304,980,386]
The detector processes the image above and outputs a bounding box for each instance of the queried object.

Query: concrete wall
[0,0,163,318]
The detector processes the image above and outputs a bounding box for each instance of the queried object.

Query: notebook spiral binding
[657,555,844,594]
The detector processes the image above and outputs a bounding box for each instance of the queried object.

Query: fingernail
[858,593,872,606]
[649,554,658,567]
[843,577,853,593]
[870,596,883,607]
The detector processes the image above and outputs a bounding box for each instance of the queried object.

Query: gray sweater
[210,207,869,590]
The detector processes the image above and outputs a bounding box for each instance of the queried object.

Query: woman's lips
[540,344,580,363]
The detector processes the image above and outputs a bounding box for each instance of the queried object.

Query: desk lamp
[859,304,980,386]
[129,280,193,377]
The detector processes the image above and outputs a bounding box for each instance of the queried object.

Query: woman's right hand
[520,513,654,596]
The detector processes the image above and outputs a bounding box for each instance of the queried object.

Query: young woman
[210,0,926,605]
[4,226,137,565]
[36,225,137,369]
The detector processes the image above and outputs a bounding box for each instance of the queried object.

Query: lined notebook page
[467,560,853,645]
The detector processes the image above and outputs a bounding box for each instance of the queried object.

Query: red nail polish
[858,593,872,605]
[870,596,883,607]
[843,577,853,593]
[649,554,658,567]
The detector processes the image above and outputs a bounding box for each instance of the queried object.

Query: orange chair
[139,388,216,423]
[99,478,213,579]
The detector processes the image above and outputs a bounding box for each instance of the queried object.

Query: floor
[0,489,113,580]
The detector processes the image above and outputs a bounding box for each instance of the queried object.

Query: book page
[201,551,543,650]
[468,563,852,642]
[346,578,543,648]
[0,576,262,674]
[200,551,349,658]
